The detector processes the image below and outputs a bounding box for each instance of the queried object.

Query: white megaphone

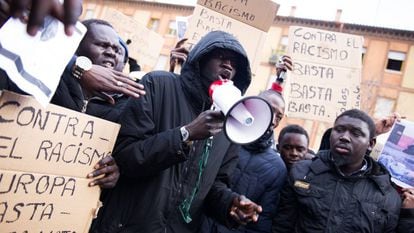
[209,80,273,144]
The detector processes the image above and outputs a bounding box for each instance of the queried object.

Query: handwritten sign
[286,26,363,122]
[101,8,164,71]
[0,91,120,232]
[185,0,279,72]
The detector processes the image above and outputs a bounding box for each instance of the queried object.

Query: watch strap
[72,66,84,80]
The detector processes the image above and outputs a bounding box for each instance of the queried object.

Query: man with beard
[272,109,409,233]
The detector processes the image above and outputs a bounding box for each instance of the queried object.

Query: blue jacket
[203,134,287,233]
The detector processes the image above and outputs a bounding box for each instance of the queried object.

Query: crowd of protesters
[0,1,413,233]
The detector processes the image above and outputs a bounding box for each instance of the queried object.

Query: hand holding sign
[275,55,293,83]
[5,0,82,36]
[87,155,120,189]
[169,38,189,73]
[401,188,414,208]
[375,112,404,136]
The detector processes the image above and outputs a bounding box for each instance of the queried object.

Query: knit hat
[119,37,129,63]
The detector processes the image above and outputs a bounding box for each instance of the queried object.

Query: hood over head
[180,31,252,114]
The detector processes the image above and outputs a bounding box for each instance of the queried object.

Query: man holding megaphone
[91,31,262,233]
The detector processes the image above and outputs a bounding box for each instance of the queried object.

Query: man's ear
[368,137,377,152]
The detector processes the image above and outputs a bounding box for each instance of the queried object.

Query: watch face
[181,127,189,141]
[76,56,92,70]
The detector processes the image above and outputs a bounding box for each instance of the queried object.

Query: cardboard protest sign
[0,18,86,106]
[286,26,363,122]
[185,0,279,72]
[378,120,414,188]
[0,91,120,232]
[101,8,164,70]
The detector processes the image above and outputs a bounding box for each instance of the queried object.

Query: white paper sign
[0,18,86,106]
[378,120,414,188]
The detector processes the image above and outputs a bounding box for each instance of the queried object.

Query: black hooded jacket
[90,31,251,233]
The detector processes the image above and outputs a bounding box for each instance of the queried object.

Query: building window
[147,18,160,32]
[386,51,405,72]
[167,20,177,36]
[374,97,395,119]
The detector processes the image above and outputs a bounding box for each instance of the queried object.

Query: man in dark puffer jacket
[272,109,405,233]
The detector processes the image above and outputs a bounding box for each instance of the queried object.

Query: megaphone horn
[209,80,273,145]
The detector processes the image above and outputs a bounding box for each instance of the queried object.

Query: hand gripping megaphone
[209,80,273,144]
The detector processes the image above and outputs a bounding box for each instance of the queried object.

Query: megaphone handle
[276,70,286,83]
[211,104,220,111]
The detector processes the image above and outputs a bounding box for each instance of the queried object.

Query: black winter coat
[272,150,402,233]
[90,31,252,233]
[202,134,287,233]
[398,208,414,233]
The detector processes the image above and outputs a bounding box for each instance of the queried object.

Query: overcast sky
[154,0,414,31]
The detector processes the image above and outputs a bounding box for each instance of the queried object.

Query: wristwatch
[180,126,190,142]
[72,56,92,80]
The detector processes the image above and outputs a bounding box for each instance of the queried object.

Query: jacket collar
[312,150,392,195]
[309,150,332,175]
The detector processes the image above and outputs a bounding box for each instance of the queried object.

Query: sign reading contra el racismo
[0,91,120,233]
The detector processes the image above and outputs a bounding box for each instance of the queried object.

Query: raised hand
[80,64,146,104]
[275,55,293,82]
[375,112,403,136]
[401,188,414,208]
[169,38,189,72]
[6,0,82,36]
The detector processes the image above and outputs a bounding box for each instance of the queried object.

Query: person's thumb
[98,92,115,105]
[256,205,263,213]
[239,195,249,205]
